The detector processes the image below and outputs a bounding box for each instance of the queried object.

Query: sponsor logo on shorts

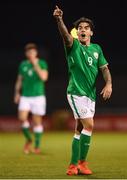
[80,108,87,116]
[90,109,95,113]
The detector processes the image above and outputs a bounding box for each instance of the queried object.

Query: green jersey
[19,59,48,97]
[65,39,108,101]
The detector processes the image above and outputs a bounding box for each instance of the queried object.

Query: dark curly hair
[74,17,94,31]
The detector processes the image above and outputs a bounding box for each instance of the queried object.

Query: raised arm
[53,5,73,47]
[100,65,112,100]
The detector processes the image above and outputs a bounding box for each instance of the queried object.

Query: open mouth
[81,34,86,37]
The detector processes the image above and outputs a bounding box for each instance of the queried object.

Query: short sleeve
[98,45,108,68]
[39,60,48,70]
[64,38,79,56]
[18,62,24,76]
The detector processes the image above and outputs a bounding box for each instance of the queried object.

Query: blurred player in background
[53,6,112,175]
[14,43,48,154]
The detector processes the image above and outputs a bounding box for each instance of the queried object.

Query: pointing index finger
[56,5,59,10]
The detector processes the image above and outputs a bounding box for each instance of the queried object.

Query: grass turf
[0,132,127,179]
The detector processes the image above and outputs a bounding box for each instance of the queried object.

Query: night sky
[0,0,126,114]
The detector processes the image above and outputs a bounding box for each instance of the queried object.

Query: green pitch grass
[0,132,127,179]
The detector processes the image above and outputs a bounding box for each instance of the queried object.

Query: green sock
[70,134,80,165]
[34,125,43,148]
[22,127,32,142]
[34,132,42,148]
[79,129,92,161]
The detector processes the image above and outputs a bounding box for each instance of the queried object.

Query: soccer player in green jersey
[53,6,112,175]
[14,43,48,154]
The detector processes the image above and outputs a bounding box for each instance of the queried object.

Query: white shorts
[67,94,95,119]
[18,96,46,116]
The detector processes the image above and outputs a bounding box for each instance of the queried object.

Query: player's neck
[80,39,91,46]
[29,57,39,62]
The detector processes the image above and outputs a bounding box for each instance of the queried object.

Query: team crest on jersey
[93,52,99,59]
[28,69,33,76]
[23,66,28,72]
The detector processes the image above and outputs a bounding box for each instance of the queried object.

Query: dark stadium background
[1,2,127,179]
[0,0,126,115]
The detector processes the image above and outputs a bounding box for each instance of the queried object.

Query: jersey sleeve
[98,45,108,68]
[18,62,24,76]
[64,38,79,56]
[39,60,48,70]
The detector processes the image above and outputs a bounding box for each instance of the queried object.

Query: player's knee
[18,116,25,121]
[85,121,94,131]
[18,111,29,122]
[18,114,27,122]
[34,121,42,126]
[32,115,42,126]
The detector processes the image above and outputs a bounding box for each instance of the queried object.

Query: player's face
[77,22,93,44]
[25,49,38,60]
